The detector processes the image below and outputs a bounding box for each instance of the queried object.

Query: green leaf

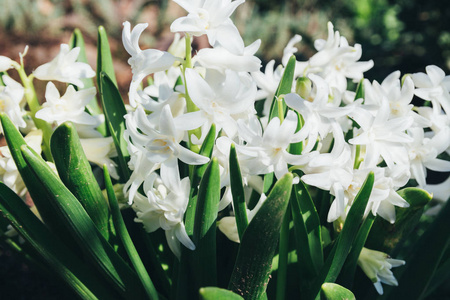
[20,145,145,299]
[192,157,221,288]
[338,213,376,288]
[103,166,159,300]
[353,79,364,101]
[384,193,450,300]
[320,283,355,300]
[268,55,296,121]
[0,113,69,242]
[287,111,304,155]
[97,26,117,88]
[310,172,374,299]
[186,124,216,236]
[229,173,293,300]
[276,209,290,300]
[290,179,323,284]
[99,71,130,183]
[176,126,216,300]
[229,143,248,240]
[365,187,432,254]
[0,182,120,299]
[189,124,216,198]
[200,287,244,300]
[51,122,110,240]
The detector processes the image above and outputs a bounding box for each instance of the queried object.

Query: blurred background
[0,0,449,298]
[1,0,450,95]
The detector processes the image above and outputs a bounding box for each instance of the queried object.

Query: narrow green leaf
[353,79,364,101]
[268,55,296,121]
[310,172,374,299]
[200,287,244,300]
[186,124,216,235]
[99,71,130,182]
[384,195,450,300]
[20,145,145,299]
[320,283,355,300]
[97,26,117,87]
[229,173,293,300]
[276,209,290,300]
[365,187,432,254]
[0,113,70,243]
[291,179,323,280]
[0,182,120,299]
[69,29,96,90]
[104,166,159,300]
[263,172,275,195]
[51,122,110,240]
[229,143,248,240]
[192,157,221,288]
[189,124,216,197]
[176,125,216,300]
[338,213,376,288]
[287,111,304,155]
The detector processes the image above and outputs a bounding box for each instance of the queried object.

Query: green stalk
[181,34,201,152]
[104,166,159,300]
[278,96,285,123]
[276,208,290,300]
[15,67,53,161]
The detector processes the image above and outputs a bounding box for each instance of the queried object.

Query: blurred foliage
[236,0,450,81]
[1,0,449,82]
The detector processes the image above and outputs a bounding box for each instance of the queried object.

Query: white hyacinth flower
[0,56,14,72]
[80,137,119,180]
[194,40,262,73]
[349,99,413,169]
[36,82,98,126]
[124,105,209,192]
[171,0,245,53]
[122,22,176,107]
[184,68,257,138]
[407,127,450,187]
[33,44,95,88]
[133,172,195,259]
[285,74,354,153]
[0,130,43,197]
[0,76,26,131]
[308,22,373,93]
[412,65,450,115]
[358,247,405,295]
[344,167,410,223]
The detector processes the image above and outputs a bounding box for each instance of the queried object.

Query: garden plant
[0,0,449,299]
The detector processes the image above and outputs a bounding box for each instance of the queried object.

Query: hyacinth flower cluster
[0,0,449,299]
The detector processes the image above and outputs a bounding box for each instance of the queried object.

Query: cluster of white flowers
[120,0,450,291]
[0,0,448,294]
[0,44,119,197]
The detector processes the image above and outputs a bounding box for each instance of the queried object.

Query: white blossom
[0,76,26,131]
[171,0,245,53]
[0,56,14,72]
[358,247,405,295]
[0,130,42,197]
[133,172,194,258]
[308,22,373,93]
[412,65,450,115]
[33,44,95,87]
[122,22,176,107]
[36,82,98,126]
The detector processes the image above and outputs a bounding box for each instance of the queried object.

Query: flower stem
[182,34,201,153]
[16,67,53,161]
[276,209,290,300]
